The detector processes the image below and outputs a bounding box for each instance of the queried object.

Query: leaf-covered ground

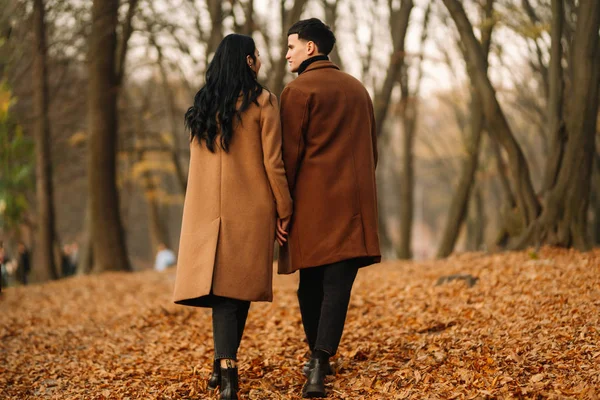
[1,247,599,399]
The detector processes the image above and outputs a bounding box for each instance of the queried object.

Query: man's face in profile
[286,34,311,73]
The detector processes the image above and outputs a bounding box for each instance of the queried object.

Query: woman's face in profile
[249,48,261,76]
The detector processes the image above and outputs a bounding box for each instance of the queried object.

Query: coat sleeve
[260,92,293,219]
[280,86,309,194]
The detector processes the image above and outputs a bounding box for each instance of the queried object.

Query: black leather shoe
[219,366,239,400]
[207,360,220,390]
[302,359,334,377]
[302,359,328,398]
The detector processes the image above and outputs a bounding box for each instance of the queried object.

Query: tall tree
[442,0,541,232]
[525,0,600,249]
[322,0,344,70]
[397,1,431,259]
[206,0,224,60]
[541,0,565,193]
[444,0,600,250]
[374,0,414,255]
[87,0,137,272]
[436,0,495,258]
[374,0,414,136]
[32,0,58,280]
[148,27,188,194]
[593,150,600,245]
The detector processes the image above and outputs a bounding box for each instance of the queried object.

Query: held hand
[276,215,292,246]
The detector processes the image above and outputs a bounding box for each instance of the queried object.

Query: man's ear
[246,55,253,66]
[306,41,317,56]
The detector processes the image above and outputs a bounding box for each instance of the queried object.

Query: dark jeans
[211,296,251,361]
[297,258,360,356]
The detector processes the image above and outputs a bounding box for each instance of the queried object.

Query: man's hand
[276,215,292,246]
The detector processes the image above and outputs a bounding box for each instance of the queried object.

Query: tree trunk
[541,0,566,193]
[443,0,541,229]
[593,150,600,245]
[151,36,188,193]
[32,0,58,281]
[397,104,415,259]
[528,0,600,249]
[76,201,93,275]
[373,0,413,137]
[437,92,484,258]
[396,1,430,259]
[245,0,255,35]
[436,0,494,258]
[206,0,224,60]
[88,0,130,272]
[322,0,343,70]
[142,174,170,252]
[466,184,485,251]
[76,0,136,275]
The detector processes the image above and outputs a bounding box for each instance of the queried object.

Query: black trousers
[297,258,360,356]
[211,296,251,361]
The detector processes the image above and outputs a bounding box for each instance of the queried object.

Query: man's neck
[297,55,329,75]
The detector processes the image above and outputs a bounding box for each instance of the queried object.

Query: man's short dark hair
[287,18,336,55]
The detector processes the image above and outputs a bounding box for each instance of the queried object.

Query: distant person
[16,242,31,285]
[278,18,380,398]
[69,242,79,269]
[0,245,8,292]
[173,33,292,399]
[61,244,76,277]
[154,243,175,272]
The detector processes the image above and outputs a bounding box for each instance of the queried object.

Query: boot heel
[219,365,239,400]
[207,359,220,390]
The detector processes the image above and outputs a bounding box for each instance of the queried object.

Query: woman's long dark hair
[184,34,263,153]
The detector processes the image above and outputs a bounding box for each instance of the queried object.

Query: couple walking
[173,18,380,399]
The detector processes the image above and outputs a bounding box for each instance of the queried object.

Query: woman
[173,34,292,399]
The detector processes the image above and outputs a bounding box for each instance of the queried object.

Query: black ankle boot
[219,365,239,400]
[302,358,328,398]
[207,359,220,390]
[303,359,334,377]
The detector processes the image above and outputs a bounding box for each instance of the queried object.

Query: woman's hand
[276,215,291,246]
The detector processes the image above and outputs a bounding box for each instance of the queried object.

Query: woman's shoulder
[257,89,278,107]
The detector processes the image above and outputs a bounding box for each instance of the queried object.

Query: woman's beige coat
[173,91,292,307]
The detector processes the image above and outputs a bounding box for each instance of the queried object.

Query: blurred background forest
[0,0,598,284]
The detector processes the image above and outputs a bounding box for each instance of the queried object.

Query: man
[278,18,381,398]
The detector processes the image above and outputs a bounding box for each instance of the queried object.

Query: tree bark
[76,202,93,275]
[397,101,415,259]
[206,0,224,60]
[374,0,413,137]
[87,0,131,272]
[541,0,566,193]
[396,1,429,259]
[443,0,541,229]
[32,0,58,280]
[150,35,188,194]
[529,0,600,249]
[116,0,139,85]
[522,0,550,99]
[322,0,344,70]
[466,184,485,251]
[436,0,494,258]
[593,150,600,245]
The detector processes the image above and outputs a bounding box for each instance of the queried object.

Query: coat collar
[300,59,340,74]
